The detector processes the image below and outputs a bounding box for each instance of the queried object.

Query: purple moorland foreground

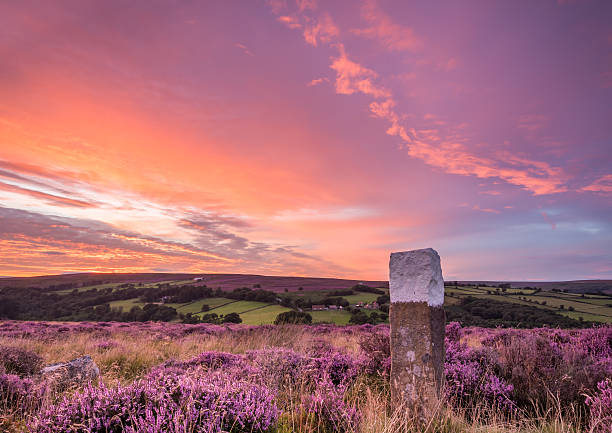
[0,321,611,433]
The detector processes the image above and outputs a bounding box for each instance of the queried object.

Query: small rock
[41,355,100,388]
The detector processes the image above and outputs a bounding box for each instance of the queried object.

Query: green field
[170,298,234,314]
[309,310,352,325]
[108,298,145,311]
[56,279,190,294]
[240,305,293,325]
[204,300,268,316]
[343,292,380,304]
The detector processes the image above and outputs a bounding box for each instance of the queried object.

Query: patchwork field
[2,273,612,327]
[446,284,612,323]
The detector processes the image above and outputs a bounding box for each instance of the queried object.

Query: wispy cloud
[581,174,612,193]
[351,0,421,52]
[307,77,329,86]
[268,1,570,196]
[234,43,254,57]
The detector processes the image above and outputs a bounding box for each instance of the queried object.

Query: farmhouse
[311,305,326,311]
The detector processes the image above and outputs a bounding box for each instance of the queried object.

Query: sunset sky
[0,0,610,280]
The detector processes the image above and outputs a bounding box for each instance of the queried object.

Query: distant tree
[181,313,200,324]
[376,294,390,305]
[0,297,20,319]
[200,313,220,324]
[222,312,242,324]
[274,311,312,325]
[568,306,575,311]
[349,311,370,325]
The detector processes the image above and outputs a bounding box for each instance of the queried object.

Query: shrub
[274,311,312,325]
[0,373,46,414]
[359,330,390,377]
[300,377,358,432]
[29,371,279,433]
[586,379,612,433]
[0,346,43,377]
[444,339,515,413]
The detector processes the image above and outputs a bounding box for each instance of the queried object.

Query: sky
[0,0,610,281]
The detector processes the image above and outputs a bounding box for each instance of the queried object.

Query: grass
[171,298,235,314]
[240,305,293,325]
[108,298,145,311]
[310,310,353,325]
[343,293,380,304]
[204,300,269,316]
[558,310,609,322]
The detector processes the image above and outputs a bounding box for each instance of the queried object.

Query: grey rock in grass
[41,355,100,388]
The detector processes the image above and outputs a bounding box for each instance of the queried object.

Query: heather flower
[445,321,463,343]
[586,379,612,433]
[444,339,515,412]
[0,346,43,377]
[95,339,118,351]
[359,331,391,377]
[0,373,45,414]
[29,371,279,433]
[162,350,242,371]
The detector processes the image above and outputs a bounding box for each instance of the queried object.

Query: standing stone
[389,248,445,417]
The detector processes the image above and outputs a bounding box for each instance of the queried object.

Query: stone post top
[389,248,444,306]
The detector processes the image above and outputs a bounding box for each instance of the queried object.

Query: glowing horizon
[0,0,610,280]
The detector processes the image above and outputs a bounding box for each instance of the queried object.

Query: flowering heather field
[0,321,611,433]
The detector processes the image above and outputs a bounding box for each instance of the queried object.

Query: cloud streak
[270,1,571,196]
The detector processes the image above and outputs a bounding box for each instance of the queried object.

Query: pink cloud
[330,45,390,98]
[352,0,421,52]
[473,205,501,214]
[302,12,339,47]
[234,43,254,57]
[582,174,612,193]
[307,77,329,86]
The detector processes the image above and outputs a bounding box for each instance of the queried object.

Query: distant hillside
[0,272,388,292]
[0,273,198,289]
[2,273,610,294]
[459,280,612,295]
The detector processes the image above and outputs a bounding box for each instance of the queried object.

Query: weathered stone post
[389,248,445,417]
